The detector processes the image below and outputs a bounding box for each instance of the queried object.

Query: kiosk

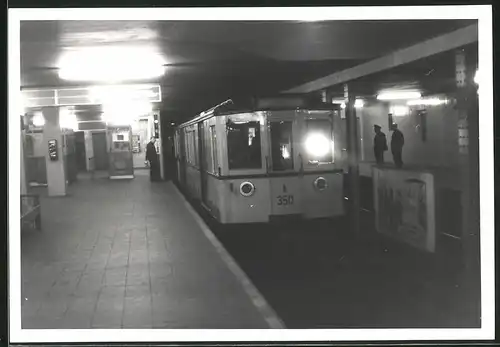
[107,125,134,179]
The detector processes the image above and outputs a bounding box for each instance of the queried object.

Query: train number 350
[276,195,294,206]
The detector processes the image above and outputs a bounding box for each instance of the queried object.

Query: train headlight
[305,133,330,157]
[240,181,256,197]
[313,176,328,191]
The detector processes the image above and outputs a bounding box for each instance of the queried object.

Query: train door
[198,122,209,205]
[267,115,302,216]
[179,130,187,185]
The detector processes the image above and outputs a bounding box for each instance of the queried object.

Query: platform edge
[171,184,286,329]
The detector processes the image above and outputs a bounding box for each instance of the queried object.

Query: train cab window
[304,119,334,165]
[226,119,262,170]
[270,121,294,171]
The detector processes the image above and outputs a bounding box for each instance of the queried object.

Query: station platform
[21,170,282,329]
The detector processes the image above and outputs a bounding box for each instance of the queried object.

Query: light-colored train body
[174,99,345,224]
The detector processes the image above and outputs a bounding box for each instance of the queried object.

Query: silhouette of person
[373,124,388,165]
[391,123,405,168]
[146,137,161,181]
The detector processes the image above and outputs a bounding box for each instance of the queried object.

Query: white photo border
[8,5,495,343]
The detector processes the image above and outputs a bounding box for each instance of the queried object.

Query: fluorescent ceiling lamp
[90,85,159,103]
[354,99,364,108]
[103,102,152,117]
[102,102,153,125]
[377,91,421,101]
[102,113,136,126]
[407,98,448,106]
[59,109,78,131]
[332,99,362,109]
[58,47,166,83]
[390,105,409,117]
[32,112,45,127]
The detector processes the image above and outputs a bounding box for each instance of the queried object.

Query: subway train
[174,96,346,224]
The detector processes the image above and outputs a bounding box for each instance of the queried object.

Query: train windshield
[304,118,334,165]
[226,118,262,170]
[270,121,294,171]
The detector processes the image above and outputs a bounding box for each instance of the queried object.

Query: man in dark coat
[373,124,388,165]
[146,137,161,181]
[391,123,404,168]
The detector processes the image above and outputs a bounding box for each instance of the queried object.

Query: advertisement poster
[373,167,436,253]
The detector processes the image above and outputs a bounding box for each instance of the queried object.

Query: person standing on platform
[390,123,405,168]
[146,137,161,181]
[373,124,388,165]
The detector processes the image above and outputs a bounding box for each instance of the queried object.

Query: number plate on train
[276,195,294,206]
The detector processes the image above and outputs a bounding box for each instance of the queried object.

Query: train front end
[218,108,345,224]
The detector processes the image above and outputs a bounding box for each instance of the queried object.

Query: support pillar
[42,106,67,196]
[455,48,480,323]
[156,111,165,181]
[84,131,94,171]
[20,128,27,195]
[344,84,361,238]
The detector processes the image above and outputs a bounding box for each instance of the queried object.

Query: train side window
[210,125,218,174]
[185,131,191,164]
[226,119,262,170]
[270,121,294,171]
[304,119,334,165]
[193,129,199,167]
[187,130,197,166]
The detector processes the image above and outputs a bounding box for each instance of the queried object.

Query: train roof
[176,95,341,128]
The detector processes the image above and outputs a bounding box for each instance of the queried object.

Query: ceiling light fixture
[332,99,363,109]
[390,105,410,117]
[354,99,364,109]
[407,98,448,106]
[58,47,166,83]
[377,91,421,101]
[59,108,79,131]
[32,112,45,127]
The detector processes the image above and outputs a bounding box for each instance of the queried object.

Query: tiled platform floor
[21,171,272,329]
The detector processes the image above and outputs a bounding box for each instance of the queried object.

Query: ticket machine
[107,125,134,179]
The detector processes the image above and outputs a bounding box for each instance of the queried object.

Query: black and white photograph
[7,5,495,344]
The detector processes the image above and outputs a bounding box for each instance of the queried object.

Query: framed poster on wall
[372,166,436,253]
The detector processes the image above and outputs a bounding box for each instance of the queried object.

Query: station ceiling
[20,19,476,120]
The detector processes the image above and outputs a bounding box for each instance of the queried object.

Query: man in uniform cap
[146,137,161,181]
[390,123,405,168]
[373,124,388,165]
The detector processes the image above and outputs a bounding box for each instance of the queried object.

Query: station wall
[359,101,460,169]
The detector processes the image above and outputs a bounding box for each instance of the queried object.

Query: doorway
[74,131,87,171]
[92,131,109,170]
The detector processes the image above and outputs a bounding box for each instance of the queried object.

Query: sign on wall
[372,166,436,253]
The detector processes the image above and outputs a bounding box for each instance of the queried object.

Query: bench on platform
[21,194,41,231]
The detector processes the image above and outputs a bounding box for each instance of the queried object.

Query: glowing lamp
[377,91,421,101]
[58,47,166,83]
[407,98,448,106]
[32,112,45,127]
[390,106,409,117]
[59,111,78,131]
[332,99,361,109]
[305,133,330,157]
[282,146,291,159]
